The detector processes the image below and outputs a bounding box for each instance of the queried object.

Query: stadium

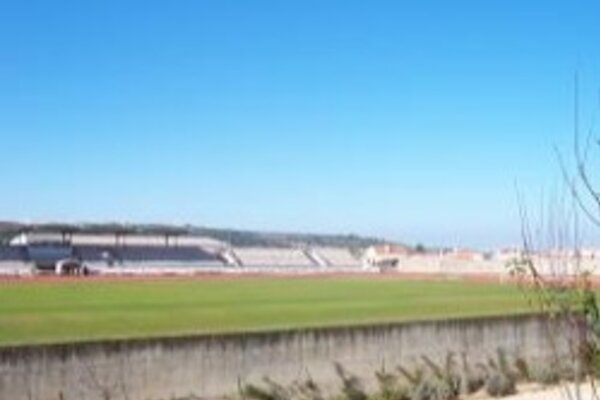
[0,221,542,344]
[0,223,369,276]
[0,226,582,400]
[0,222,594,281]
[0,223,594,400]
[3,0,599,398]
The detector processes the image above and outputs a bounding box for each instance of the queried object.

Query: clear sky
[1,1,600,248]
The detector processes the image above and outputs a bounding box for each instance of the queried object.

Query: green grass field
[0,276,532,345]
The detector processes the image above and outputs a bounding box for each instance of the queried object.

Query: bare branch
[555,146,600,227]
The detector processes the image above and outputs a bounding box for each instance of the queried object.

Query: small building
[446,247,485,262]
[364,244,412,268]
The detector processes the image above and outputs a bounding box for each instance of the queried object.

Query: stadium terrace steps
[233,247,316,268]
[72,245,114,261]
[0,245,27,261]
[115,245,221,262]
[313,247,362,267]
[0,261,32,276]
[73,245,225,265]
[302,248,328,267]
[221,248,243,267]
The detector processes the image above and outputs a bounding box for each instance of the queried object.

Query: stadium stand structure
[27,244,72,270]
[1,230,228,275]
[233,247,316,268]
[75,245,224,265]
[0,224,542,277]
[71,245,115,262]
[0,246,32,276]
[312,247,363,268]
[0,245,27,261]
[221,248,243,267]
[302,248,328,267]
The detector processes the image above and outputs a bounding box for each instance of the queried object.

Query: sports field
[0,276,532,345]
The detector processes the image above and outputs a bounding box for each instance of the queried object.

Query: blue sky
[1,1,600,248]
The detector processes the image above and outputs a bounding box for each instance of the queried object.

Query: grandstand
[87,245,222,265]
[71,245,115,262]
[0,229,228,275]
[312,247,363,268]
[117,246,223,265]
[0,245,30,276]
[0,222,552,278]
[71,244,220,263]
[233,247,316,268]
[0,245,27,261]
[27,243,72,270]
[0,223,390,276]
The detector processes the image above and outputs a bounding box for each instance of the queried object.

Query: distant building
[446,247,485,262]
[494,248,524,262]
[364,244,412,268]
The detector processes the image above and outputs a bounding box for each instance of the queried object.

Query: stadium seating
[313,247,362,268]
[73,245,224,265]
[233,248,316,268]
[73,246,118,262]
[26,245,73,269]
[0,246,27,261]
[0,246,30,276]
[118,246,221,262]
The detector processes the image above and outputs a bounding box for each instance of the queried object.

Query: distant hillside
[187,227,387,249]
[0,222,22,244]
[0,222,391,249]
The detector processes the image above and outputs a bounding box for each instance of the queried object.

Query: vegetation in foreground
[235,350,580,400]
[0,277,528,345]
[51,345,587,400]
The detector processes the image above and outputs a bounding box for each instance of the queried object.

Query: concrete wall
[0,313,573,400]
[0,261,32,276]
[392,255,600,276]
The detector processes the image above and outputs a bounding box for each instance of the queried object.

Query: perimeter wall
[0,313,573,400]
